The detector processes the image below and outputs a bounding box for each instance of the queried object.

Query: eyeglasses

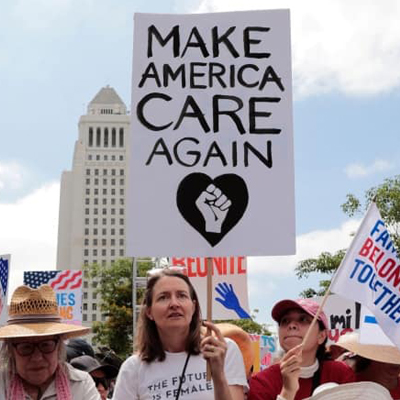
[12,338,59,357]
[93,377,110,390]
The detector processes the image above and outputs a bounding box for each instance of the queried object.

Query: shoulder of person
[66,362,94,382]
[320,359,355,382]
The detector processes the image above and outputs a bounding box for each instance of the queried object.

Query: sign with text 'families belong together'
[127,10,295,257]
[331,202,400,348]
[170,256,250,320]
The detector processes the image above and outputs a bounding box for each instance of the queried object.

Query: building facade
[56,86,130,326]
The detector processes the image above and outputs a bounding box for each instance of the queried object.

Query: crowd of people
[1,269,400,399]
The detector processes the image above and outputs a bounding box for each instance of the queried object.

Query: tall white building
[57,86,130,325]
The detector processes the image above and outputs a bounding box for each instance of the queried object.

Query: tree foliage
[296,175,400,296]
[84,257,154,359]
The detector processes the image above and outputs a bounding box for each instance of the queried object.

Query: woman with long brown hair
[113,269,247,399]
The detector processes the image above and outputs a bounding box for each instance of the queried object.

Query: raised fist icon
[195,184,232,233]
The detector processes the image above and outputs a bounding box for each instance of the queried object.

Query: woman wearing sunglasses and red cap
[248,298,354,400]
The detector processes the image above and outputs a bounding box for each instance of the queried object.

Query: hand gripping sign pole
[206,257,213,381]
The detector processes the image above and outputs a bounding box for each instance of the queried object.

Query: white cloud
[0,161,26,192]
[248,218,360,276]
[192,0,400,97]
[0,182,60,299]
[345,159,395,179]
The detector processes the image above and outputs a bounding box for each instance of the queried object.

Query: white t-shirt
[113,338,247,400]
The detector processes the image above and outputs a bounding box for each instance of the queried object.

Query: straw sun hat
[0,285,90,339]
[330,332,400,365]
[304,381,392,400]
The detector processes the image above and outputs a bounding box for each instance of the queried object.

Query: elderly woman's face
[11,335,60,386]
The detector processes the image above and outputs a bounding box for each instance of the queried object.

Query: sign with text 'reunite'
[128,10,295,257]
[170,256,250,320]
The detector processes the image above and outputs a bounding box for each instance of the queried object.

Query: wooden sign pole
[206,256,213,381]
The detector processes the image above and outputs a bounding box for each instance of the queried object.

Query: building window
[86,188,90,195]
[120,188,124,195]
[104,155,108,161]
[94,218,98,225]
[111,189,116,195]
[84,239,89,246]
[95,169,99,176]
[112,155,116,161]
[102,218,107,224]
[111,229,115,235]
[111,218,115,225]
[94,178,99,185]
[120,169,124,176]
[96,128,101,147]
[120,179,124,185]
[88,154,92,160]
[120,219,124,225]
[111,249,115,256]
[93,292,97,299]
[111,198,115,205]
[92,303,97,311]
[111,179,116,185]
[86,169,90,175]
[93,228,98,235]
[85,218,89,225]
[102,239,106,246]
[119,209,124,215]
[112,128,116,147]
[103,169,107,175]
[83,303,88,310]
[94,189,99,195]
[103,188,107,195]
[102,249,106,256]
[120,238,124,245]
[103,198,107,205]
[102,260,106,266]
[111,209,115,215]
[102,228,106,235]
[93,239,98,246]
[102,208,107,215]
[119,249,124,256]
[89,127,93,147]
[84,228,89,235]
[120,198,124,205]
[93,208,98,215]
[84,249,89,256]
[83,314,87,322]
[96,155,100,160]
[103,178,107,185]
[92,282,98,288]
[85,208,89,215]
[111,239,115,246]
[93,249,97,256]
[85,198,89,205]
[84,281,88,288]
[104,128,109,147]
[92,314,97,321]
[94,198,98,205]
[120,228,124,235]
[102,314,106,321]
[119,128,124,147]
[86,178,90,185]
[119,155,124,161]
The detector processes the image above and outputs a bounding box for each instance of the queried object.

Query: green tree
[296,175,400,296]
[84,257,154,359]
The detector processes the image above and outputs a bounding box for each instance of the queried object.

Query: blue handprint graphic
[215,282,251,319]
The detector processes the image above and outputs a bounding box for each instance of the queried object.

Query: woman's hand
[201,321,228,381]
[279,344,302,400]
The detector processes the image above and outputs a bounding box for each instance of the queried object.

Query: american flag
[24,270,82,290]
[0,257,9,316]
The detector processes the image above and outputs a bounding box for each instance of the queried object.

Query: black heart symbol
[176,173,249,247]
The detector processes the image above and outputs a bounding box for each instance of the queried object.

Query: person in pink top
[248,298,354,400]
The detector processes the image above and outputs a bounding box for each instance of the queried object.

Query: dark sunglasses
[93,376,110,390]
[12,338,59,357]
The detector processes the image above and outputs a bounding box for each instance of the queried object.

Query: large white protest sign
[127,10,295,257]
[170,256,250,319]
[330,202,400,348]
[24,270,83,325]
[314,294,361,344]
[0,254,10,326]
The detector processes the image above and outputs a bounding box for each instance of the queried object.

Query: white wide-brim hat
[305,382,392,400]
[330,332,400,365]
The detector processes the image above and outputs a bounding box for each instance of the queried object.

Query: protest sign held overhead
[330,202,400,348]
[0,255,10,326]
[24,270,83,325]
[170,256,250,319]
[127,10,295,257]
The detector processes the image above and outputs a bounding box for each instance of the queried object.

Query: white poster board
[359,305,393,346]
[170,256,250,319]
[128,10,295,257]
[315,294,361,344]
[24,270,83,325]
[0,254,10,326]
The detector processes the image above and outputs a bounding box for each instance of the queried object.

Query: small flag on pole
[330,202,400,348]
[0,255,10,324]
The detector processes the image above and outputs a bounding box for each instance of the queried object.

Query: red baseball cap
[271,298,329,330]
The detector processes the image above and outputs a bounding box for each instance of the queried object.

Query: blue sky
[1,0,399,326]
